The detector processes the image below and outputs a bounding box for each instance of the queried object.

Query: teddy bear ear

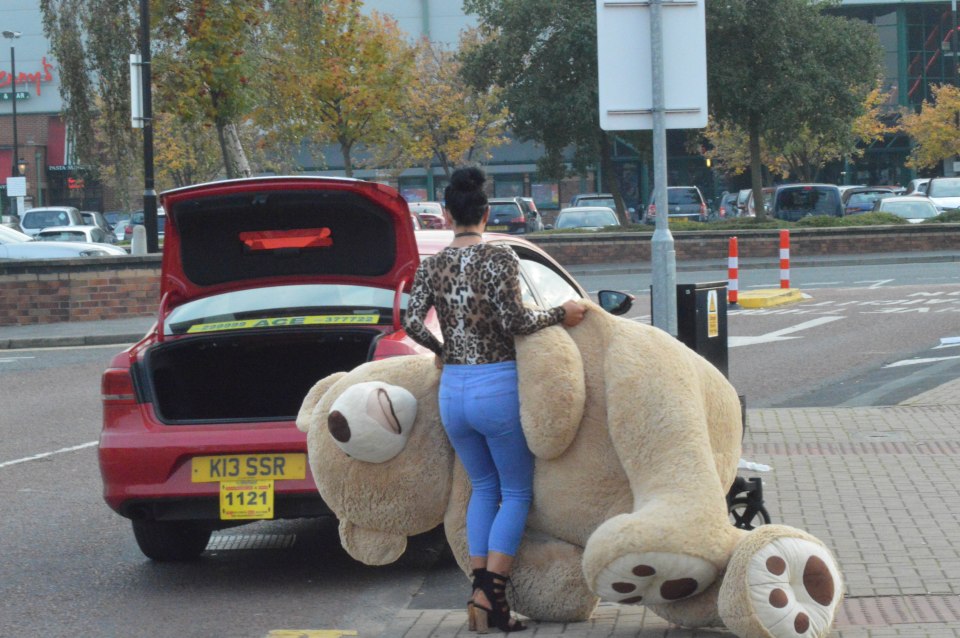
[327,381,417,463]
[296,372,348,433]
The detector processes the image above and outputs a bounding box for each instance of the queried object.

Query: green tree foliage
[398,34,509,179]
[706,0,882,218]
[705,87,894,182]
[40,0,142,207]
[152,0,264,179]
[460,0,645,223]
[255,0,414,177]
[901,84,960,170]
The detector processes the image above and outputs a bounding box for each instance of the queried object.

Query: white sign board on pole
[6,176,26,197]
[597,0,707,131]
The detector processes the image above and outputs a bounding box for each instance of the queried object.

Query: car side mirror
[597,290,634,315]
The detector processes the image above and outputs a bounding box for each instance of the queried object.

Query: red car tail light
[699,202,708,220]
[373,334,417,360]
[647,203,656,217]
[102,368,136,405]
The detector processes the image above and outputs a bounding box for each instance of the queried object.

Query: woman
[404,167,586,632]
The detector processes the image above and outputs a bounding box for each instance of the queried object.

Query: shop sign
[0,92,30,101]
[0,57,56,96]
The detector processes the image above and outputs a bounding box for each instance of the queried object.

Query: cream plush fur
[298,301,844,637]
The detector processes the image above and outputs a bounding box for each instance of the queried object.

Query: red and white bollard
[779,229,790,289]
[728,236,739,305]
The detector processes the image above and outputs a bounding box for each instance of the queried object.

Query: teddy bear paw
[719,528,843,638]
[593,551,719,605]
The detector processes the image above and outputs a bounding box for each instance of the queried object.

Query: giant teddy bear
[296,300,844,638]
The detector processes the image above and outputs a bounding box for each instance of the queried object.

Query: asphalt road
[1,259,958,636]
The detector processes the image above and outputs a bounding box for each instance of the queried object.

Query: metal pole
[650,0,677,335]
[140,0,159,253]
[9,46,18,180]
[35,147,42,206]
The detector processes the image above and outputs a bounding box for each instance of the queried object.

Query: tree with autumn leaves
[901,84,960,172]
[704,87,896,183]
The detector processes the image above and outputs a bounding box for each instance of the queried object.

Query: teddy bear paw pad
[594,551,718,605]
[744,538,842,638]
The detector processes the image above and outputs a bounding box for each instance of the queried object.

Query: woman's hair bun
[450,166,485,192]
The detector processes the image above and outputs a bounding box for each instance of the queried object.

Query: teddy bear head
[297,355,457,565]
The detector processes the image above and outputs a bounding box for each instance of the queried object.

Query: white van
[19,206,86,238]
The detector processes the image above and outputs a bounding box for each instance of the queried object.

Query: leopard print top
[404,243,566,364]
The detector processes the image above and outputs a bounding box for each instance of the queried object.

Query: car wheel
[132,519,212,562]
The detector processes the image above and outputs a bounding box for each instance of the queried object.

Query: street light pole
[2,30,21,217]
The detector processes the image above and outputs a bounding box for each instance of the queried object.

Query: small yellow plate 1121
[219,479,274,520]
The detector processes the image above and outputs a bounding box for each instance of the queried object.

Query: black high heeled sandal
[466,568,486,624]
[468,569,526,633]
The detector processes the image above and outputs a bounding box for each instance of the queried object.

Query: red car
[99,176,632,561]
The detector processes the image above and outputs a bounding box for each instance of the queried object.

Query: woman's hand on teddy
[562,300,587,327]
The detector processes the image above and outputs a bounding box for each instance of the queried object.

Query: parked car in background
[746,187,775,217]
[924,177,960,213]
[104,210,132,240]
[119,208,167,241]
[873,195,940,223]
[771,184,843,221]
[569,193,636,222]
[407,201,448,229]
[19,206,86,238]
[97,175,634,562]
[518,197,544,231]
[716,192,739,219]
[840,186,895,216]
[736,188,751,216]
[486,196,540,234]
[36,225,121,246]
[552,206,620,231]
[570,192,615,208]
[904,178,931,195]
[0,224,127,259]
[80,211,116,241]
[644,186,708,223]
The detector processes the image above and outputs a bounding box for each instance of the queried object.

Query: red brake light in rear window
[239,228,333,251]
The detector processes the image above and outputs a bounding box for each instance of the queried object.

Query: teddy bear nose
[328,410,351,442]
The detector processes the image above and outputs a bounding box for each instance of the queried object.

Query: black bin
[676,281,728,377]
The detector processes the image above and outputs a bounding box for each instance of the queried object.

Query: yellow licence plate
[486,225,508,231]
[191,453,306,482]
[220,479,274,520]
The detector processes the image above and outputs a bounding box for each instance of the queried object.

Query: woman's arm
[492,250,567,335]
[403,263,444,357]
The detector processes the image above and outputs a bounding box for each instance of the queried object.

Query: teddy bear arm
[515,324,586,459]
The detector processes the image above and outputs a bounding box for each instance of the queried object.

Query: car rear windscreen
[668,189,700,205]
[776,187,839,215]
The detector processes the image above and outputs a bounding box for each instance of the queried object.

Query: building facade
[2,1,955,218]
[0,0,93,218]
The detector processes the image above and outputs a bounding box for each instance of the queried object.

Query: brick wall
[0,225,957,327]
[0,256,160,326]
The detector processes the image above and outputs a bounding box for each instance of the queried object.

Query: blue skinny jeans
[439,361,534,558]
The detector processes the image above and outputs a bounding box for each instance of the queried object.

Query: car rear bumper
[99,417,325,522]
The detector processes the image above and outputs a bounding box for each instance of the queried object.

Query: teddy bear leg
[583,509,741,608]
[718,524,843,638]
[509,532,599,623]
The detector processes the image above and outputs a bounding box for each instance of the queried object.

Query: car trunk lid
[158,177,420,317]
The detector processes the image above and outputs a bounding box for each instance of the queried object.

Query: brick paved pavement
[377,379,960,638]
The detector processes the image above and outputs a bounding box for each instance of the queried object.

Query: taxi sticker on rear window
[187,314,380,333]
